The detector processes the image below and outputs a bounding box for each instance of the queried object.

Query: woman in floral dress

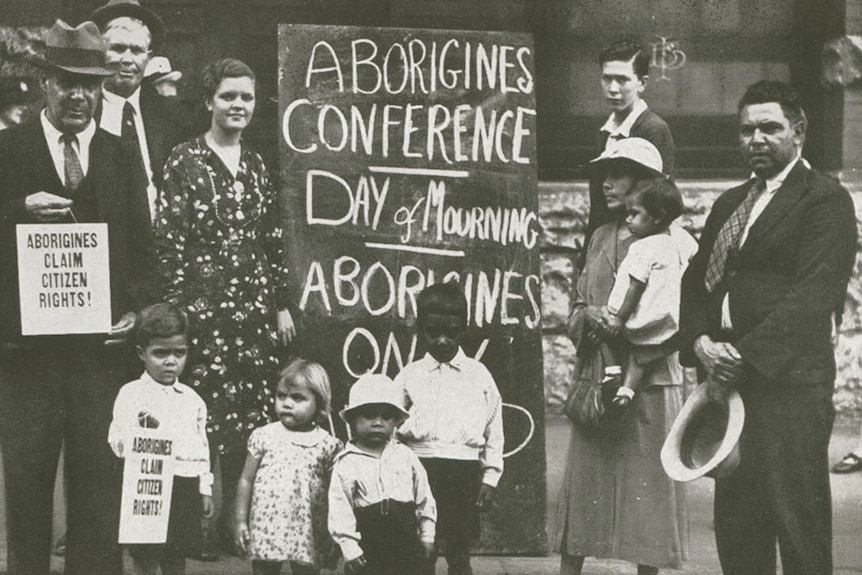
[155,58,296,550]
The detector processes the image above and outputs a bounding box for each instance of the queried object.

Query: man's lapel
[741,162,809,250]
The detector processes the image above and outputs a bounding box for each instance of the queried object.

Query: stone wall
[539,180,862,415]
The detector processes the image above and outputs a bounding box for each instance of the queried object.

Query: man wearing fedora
[679,80,857,575]
[0,20,159,575]
[90,0,191,221]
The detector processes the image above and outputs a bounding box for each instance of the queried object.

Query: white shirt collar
[751,153,804,195]
[103,86,142,113]
[140,370,183,393]
[419,347,467,372]
[600,99,648,138]
[40,109,96,149]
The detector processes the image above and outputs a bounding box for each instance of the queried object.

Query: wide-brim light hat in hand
[339,373,409,422]
[589,137,664,176]
[661,383,745,482]
[144,56,182,84]
[90,0,166,49]
[41,20,115,77]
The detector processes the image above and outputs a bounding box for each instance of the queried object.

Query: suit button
[728,271,736,278]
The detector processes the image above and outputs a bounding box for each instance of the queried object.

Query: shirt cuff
[199,471,214,497]
[419,518,435,543]
[339,539,364,562]
[481,468,501,488]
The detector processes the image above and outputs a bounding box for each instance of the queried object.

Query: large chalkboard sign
[278,24,546,553]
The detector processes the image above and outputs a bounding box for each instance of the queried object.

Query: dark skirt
[355,499,428,575]
[128,476,203,561]
[420,458,481,543]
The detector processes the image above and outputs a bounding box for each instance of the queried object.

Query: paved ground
[3,414,862,574]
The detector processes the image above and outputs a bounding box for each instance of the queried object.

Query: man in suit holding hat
[679,80,857,575]
[90,0,190,221]
[0,19,159,575]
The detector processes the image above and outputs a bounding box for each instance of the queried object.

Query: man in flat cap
[90,0,191,221]
[0,19,159,575]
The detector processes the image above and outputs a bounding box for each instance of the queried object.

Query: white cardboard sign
[16,223,111,335]
[118,428,176,544]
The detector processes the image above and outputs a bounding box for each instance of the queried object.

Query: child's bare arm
[233,452,260,556]
[606,276,646,334]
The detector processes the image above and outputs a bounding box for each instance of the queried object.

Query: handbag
[564,337,627,432]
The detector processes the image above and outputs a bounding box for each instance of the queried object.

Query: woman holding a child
[554,138,690,575]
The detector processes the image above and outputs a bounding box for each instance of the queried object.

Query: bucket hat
[144,56,182,84]
[339,374,409,422]
[661,383,744,482]
[41,20,115,77]
[90,0,166,49]
[589,137,664,176]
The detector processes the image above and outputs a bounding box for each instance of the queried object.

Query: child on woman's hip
[600,177,697,410]
[108,303,214,575]
[233,359,342,575]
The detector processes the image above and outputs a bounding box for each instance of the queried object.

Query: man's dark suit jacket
[679,161,856,386]
[97,85,193,190]
[0,118,160,346]
[584,108,675,251]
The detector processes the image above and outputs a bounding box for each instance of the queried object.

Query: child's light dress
[248,422,342,567]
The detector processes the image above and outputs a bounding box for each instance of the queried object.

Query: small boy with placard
[108,303,213,574]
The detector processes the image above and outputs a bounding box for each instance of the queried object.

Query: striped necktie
[704,178,766,293]
[122,101,147,178]
[62,134,84,192]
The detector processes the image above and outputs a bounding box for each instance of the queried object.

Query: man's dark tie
[122,101,147,177]
[704,178,767,293]
[62,134,84,192]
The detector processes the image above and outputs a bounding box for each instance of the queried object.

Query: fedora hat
[661,383,744,482]
[90,0,166,49]
[339,374,409,423]
[42,20,114,77]
[144,56,182,84]
[589,137,664,176]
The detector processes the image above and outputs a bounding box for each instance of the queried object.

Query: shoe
[832,453,862,474]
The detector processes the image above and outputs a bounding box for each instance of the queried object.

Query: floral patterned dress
[247,423,342,567]
[155,137,290,455]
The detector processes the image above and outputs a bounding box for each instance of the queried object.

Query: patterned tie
[704,178,766,293]
[62,134,84,192]
[122,101,147,177]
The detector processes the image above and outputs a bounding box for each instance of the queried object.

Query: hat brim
[339,402,410,423]
[588,155,663,177]
[661,385,745,482]
[90,3,166,48]
[28,55,115,78]
[148,70,182,83]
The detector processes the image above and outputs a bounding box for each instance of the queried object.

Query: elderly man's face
[43,71,101,134]
[738,102,803,179]
[103,19,152,98]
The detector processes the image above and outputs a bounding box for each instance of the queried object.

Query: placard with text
[279,24,546,552]
[118,428,176,544]
[16,223,111,335]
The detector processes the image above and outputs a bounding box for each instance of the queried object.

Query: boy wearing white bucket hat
[329,374,436,575]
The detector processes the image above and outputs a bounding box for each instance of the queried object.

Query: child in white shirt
[329,373,436,575]
[602,177,697,408]
[395,282,504,575]
[108,303,213,575]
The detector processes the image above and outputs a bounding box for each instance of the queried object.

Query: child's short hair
[631,175,684,224]
[279,359,332,425]
[135,303,188,348]
[416,282,468,325]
